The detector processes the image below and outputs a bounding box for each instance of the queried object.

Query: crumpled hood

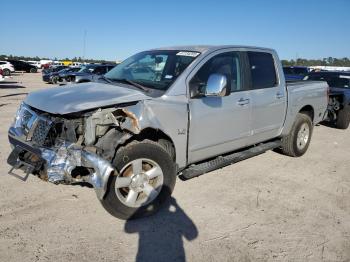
[25,82,150,115]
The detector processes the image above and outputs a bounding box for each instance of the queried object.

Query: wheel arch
[299,105,314,122]
[119,127,176,161]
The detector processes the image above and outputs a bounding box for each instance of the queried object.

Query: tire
[280,113,313,157]
[2,68,11,76]
[51,76,59,84]
[336,109,350,129]
[101,140,176,220]
[30,68,37,73]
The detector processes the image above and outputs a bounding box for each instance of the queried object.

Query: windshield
[78,65,96,73]
[104,50,199,90]
[305,74,350,88]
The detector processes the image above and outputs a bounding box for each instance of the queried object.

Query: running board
[179,140,281,181]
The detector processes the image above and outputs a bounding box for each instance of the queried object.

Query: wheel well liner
[299,105,314,121]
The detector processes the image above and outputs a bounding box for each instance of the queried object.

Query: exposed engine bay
[8,102,144,199]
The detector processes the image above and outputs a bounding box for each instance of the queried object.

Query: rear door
[246,51,287,144]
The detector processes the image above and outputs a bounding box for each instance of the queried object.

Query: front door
[188,51,252,163]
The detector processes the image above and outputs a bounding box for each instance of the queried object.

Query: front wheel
[280,113,313,157]
[30,68,37,73]
[101,140,176,220]
[51,76,59,84]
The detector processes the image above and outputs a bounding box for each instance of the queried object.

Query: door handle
[276,92,285,99]
[237,98,250,106]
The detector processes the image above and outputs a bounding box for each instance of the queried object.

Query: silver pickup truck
[7,46,328,219]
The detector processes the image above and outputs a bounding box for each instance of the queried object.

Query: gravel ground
[0,73,349,262]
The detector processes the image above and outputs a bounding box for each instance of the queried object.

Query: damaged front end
[7,102,141,199]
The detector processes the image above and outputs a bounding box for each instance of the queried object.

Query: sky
[1,0,349,61]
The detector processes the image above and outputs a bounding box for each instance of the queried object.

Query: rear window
[248,52,277,89]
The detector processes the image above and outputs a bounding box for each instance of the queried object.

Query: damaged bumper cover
[8,132,116,200]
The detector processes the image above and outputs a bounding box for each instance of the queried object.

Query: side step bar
[179,140,281,181]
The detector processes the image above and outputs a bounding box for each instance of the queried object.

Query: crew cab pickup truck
[7,46,328,219]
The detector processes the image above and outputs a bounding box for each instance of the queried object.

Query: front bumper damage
[7,99,169,200]
[7,136,115,200]
[6,102,138,200]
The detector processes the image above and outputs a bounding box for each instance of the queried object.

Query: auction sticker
[176,51,200,57]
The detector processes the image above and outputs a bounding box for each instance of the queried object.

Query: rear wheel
[280,113,313,157]
[336,109,350,129]
[101,140,176,220]
[2,68,11,76]
[30,68,37,73]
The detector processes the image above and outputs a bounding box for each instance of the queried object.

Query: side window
[248,52,277,89]
[94,66,106,75]
[190,52,241,94]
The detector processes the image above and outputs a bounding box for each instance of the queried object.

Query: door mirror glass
[205,74,228,97]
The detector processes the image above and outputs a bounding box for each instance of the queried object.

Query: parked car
[0,61,15,76]
[304,71,350,129]
[0,68,4,81]
[40,60,53,69]
[7,46,328,220]
[44,67,81,84]
[60,64,116,84]
[7,60,38,73]
[28,61,41,69]
[42,65,68,83]
[70,62,82,67]
[283,66,309,81]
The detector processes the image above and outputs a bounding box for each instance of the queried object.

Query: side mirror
[205,74,229,97]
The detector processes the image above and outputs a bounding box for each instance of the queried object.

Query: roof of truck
[152,45,275,53]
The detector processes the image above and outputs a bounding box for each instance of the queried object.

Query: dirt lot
[0,72,349,262]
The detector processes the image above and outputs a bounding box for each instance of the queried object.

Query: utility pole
[83,30,87,62]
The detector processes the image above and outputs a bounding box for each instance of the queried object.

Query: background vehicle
[7,60,38,73]
[52,61,64,66]
[0,61,15,76]
[42,65,68,83]
[28,61,41,69]
[70,62,82,67]
[0,68,4,81]
[304,71,350,129]
[40,60,53,69]
[7,46,328,220]
[44,67,81,84]
[61,63,116,83]
[283,66,309,81]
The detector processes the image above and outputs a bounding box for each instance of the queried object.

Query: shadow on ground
[124,197,198,262]
[0,82,25,89]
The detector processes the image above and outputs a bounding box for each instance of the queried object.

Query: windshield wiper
[112,78,149,92]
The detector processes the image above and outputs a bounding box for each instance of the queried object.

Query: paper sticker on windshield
[165,75,173,79]
[176,51,200,57]
[340,75,350,79]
